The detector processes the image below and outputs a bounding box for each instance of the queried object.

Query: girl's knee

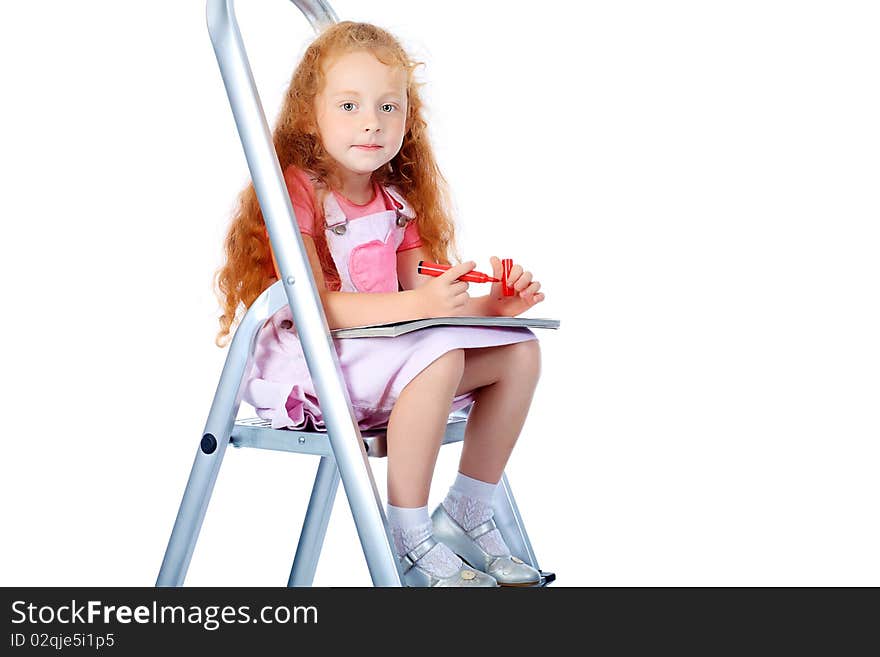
[509,339,541,380]
[430,348,465,378]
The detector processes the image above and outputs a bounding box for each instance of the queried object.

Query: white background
[1,1,877,587]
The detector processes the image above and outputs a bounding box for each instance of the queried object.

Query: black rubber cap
[200,433,218,454]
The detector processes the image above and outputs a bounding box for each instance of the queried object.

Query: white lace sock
[387,503,462,578]
[441,472,511,557]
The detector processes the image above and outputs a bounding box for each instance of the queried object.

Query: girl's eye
[339,102,397,112]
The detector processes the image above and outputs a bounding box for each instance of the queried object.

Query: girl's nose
[361,109,381,131]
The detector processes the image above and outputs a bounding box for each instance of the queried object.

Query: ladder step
[231,415,468,458]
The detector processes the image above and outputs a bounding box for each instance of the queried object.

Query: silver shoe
[399,535,498,587]
[431,504,542,587]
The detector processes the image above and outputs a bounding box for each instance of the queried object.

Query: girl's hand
[413,260,474,318]
[485,256,545,317]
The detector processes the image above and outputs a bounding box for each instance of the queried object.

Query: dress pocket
[348,232,398,293]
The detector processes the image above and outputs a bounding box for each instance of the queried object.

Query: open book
[330,316,560,339]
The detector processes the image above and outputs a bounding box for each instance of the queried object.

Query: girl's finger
[519,280,539,297]
[489,257,503,295]
[514,271,533,292]
[508,264,524,284]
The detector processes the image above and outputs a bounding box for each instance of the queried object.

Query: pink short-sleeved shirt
[281,165,422,251]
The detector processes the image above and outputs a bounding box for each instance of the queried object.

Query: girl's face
[314,51,408,182]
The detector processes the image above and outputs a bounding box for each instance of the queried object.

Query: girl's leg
[452,339,542,483]
[385,348,465,507]
[433,339,543,573]
[384,349,472,580]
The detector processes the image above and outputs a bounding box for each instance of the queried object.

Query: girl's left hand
[484,256,545,317]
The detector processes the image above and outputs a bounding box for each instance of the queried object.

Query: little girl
[214,22,546,587]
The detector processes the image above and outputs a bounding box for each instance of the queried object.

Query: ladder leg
[288,456,340,586]
[156,431,232,586]
[493,471,541,570]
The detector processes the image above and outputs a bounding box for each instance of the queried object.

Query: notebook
[329,316,560,339]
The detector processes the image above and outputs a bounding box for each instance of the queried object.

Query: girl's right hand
[414,261,474,318]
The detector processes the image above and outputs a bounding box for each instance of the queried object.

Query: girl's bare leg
[385,349,465,507]
[452,339,542,483]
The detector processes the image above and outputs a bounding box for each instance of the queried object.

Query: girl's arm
[300,235,427,330]
[397,246,491,317]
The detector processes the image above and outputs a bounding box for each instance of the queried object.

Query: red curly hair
[213,21,461,348]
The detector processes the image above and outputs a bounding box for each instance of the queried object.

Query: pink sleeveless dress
[242,181,537,432]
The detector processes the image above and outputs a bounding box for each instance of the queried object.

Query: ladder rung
[231,415,468,458]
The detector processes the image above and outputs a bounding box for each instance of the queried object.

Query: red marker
[417,261,500,284]
[502,258,515,297]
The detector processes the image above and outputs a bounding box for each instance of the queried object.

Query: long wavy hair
[213,21,461,347]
